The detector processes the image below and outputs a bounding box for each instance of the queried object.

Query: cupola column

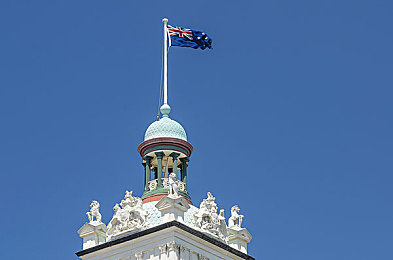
[144,156,153,191]
[142,162,147,186]
[180,157,189,190]
[170,152,180,176]
[155,152,165,188]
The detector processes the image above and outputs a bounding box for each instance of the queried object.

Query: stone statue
[228,205,244,228]
[106,191,149,240]
[218,209,228,241]
[86,200,102,223]
[168,172,179,198]
[194,192,228,243]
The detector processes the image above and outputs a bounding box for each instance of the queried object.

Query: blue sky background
[1,0,392,259]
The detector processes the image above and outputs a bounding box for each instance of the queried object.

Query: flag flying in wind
[167,25,212,50]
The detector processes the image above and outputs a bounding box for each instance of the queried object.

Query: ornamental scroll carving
[158,242,209,260]
[106,191,149,240]
[194,192,228,243]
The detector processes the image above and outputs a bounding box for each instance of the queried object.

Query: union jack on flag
[167,24,212,50]
[167,25,193,40]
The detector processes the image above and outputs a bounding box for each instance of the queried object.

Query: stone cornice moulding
[138,137,193,157]
[75,220,254,260]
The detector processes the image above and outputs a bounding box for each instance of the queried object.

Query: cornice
[75,220,254,260]
[138,137,193,157]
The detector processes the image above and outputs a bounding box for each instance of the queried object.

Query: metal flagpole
[162,18,168,105]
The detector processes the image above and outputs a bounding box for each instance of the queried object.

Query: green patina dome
[144,104,187,141]
[144,117,187,141]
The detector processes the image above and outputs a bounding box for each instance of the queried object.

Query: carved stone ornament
[86,200,102,223]
[166,241,179,251]
[106,191,149,241]
[168,172,180,198]
[228,205,244,229]
[135,251,144,260]
[148,178,186,192]
[194,192,228,243]
[158,245,167,254]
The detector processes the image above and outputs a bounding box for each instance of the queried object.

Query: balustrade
[147,178,186,192]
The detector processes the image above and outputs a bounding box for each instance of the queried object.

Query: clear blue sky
[0,1,392,259]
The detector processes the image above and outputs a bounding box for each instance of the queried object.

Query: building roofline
[75,220,254,260]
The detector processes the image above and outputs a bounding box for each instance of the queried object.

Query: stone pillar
[167,242,180,260]
[155,152,164,188]
[77,222,107,250]
[170,152,180,176]
[190,251,199,260]
[227,227,252,254]
[159,245,167,260]
[144,156,153,191]
[180,157,189,190]
[180,245,190,260]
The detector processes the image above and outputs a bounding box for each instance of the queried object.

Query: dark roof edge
[75,220,254,260]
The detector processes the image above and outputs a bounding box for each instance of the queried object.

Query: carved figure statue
[228,205,244,228]
[168,172,179,198]
[106,191,149,240]
[194,192,228,242]
[218,209,228,241]
[86,200,102,223]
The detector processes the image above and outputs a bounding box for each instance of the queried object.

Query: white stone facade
[77,193,253,259]
[77,226,249,260]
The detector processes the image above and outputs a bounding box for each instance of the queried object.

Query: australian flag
[167,25,212,50]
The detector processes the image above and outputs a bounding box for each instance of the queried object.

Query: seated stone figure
[168,172,180,198]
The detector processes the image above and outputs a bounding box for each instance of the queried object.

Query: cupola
[138,104,193,204]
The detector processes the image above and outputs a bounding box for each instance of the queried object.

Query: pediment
[78,222,107,236]
[155,196,190,211]
[228,227,252,242]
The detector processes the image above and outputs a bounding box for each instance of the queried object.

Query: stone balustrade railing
[148,178,186,192]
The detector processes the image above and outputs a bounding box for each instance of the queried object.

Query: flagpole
[162,18,168,105]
